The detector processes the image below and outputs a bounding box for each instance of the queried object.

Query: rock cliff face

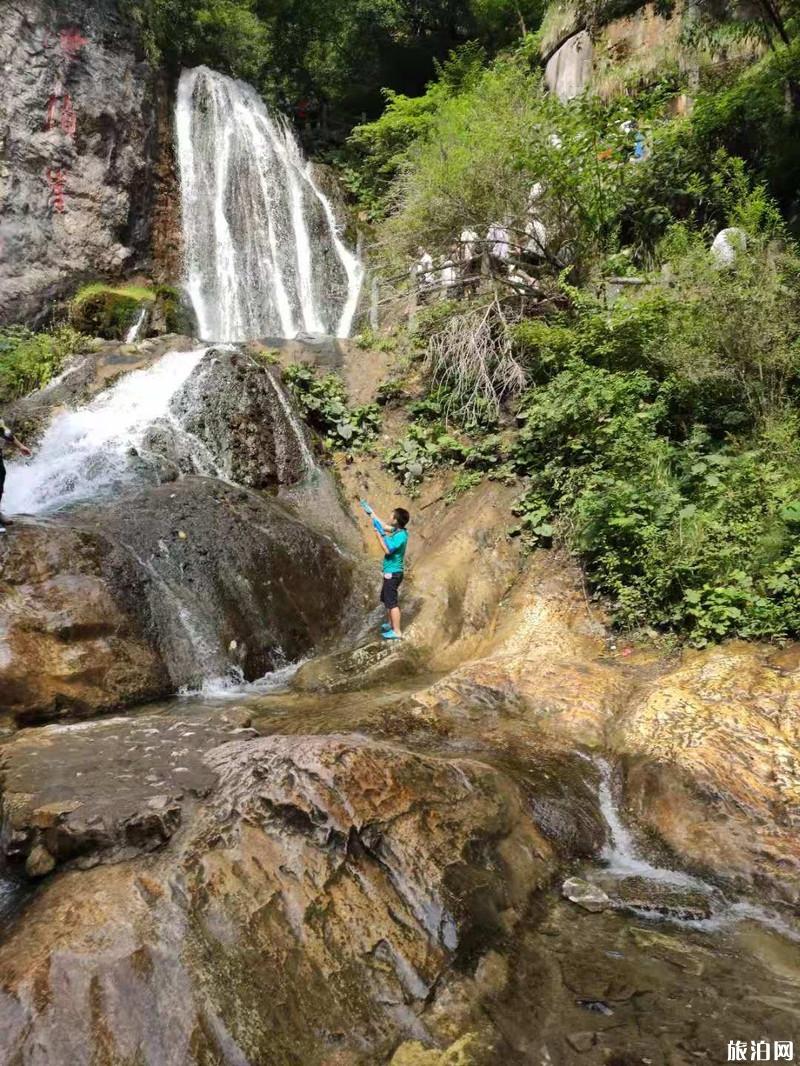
[0,0,160,325]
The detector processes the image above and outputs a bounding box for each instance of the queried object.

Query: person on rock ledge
[360,501,410,641]
[0,419,31,534]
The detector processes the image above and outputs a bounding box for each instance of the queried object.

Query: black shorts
[380,571,404,609]
[0,455,5,506]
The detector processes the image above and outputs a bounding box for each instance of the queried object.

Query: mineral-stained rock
[611,643,800,902]
[0,733,555,1065]
[0,0,161,325]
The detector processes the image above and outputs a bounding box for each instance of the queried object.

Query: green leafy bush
[0,326,89,404]
[384,419,505,485]
[282,363,381,451]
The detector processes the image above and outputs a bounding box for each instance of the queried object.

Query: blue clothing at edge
[382,529,408,574]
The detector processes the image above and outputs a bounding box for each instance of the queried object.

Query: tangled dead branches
[425,294,527,424]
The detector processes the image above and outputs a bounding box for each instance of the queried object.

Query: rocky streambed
[0,341,798,1065]
[0,652,797,1066]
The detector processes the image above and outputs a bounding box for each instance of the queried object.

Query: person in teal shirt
[360,502,410,640]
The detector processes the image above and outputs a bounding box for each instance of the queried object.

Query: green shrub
[383,419,506,485]
[0,326,90,404]
[282,363,381,451]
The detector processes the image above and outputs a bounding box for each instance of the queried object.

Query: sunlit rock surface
[0,734,553,1064]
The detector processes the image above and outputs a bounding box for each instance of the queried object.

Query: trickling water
[594,758,800,940]
[3,349,207,515]
[176,66,363,342]
[596,758,707,889]
[124,307,148,344]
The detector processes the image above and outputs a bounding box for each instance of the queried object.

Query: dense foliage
[282,363,381,451]
[0,327,89,405]
[124,0,543,126]
[349,0,800,644]
[508,231,800,642]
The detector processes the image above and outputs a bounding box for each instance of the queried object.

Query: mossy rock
[70,283,154,340]
[151,285,196,336]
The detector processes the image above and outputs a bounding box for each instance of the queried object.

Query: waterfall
[176,66,363,342]
[124,307,148,344]
[3,349,207,515]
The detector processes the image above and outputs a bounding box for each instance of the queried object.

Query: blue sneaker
[381,622,392,631]
[382,629,402,641]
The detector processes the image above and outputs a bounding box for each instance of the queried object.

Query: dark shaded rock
[0,0,162,325]
[0,478,357,723]
[73,478,357,694]
[168,348,311,488]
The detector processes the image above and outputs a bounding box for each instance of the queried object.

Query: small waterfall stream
[124,307,148,344]
[3,349,208,515]
[176,66,363,342]
[593,758,800,942]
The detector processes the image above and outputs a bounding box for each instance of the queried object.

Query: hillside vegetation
[339,0,800,645]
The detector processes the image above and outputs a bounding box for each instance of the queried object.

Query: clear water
[594,757,800,941]
[176,66,363,342]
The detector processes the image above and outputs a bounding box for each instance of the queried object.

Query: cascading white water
[176,66,363,342]
[125,307,148,344]
[3,349,207,515]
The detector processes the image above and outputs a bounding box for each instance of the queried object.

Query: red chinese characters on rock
[59,28,88,58]
[45,168,67,213]
[42,26,86,213]
[45,85,76,136]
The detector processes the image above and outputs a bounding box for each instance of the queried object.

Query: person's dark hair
[393,507,410,528]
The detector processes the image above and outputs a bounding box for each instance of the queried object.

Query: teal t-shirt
[382,529,408,574]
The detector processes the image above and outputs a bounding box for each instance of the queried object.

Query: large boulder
[0,478,357,724]
[0,522,169,727]
[544,31,593,101]
[168,347,310,488]
[0,733,554,1065]
[0,0,160,325]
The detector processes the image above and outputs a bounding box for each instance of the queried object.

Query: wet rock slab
[0,732,555,1065]
[0,479,357,725]
[0,705,256,875]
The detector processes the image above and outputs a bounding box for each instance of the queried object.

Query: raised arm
[12,435,31,458]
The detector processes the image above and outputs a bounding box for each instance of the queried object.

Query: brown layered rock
[0,734,554,1065]
[0,522,169,727]
[612,643,800,901]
